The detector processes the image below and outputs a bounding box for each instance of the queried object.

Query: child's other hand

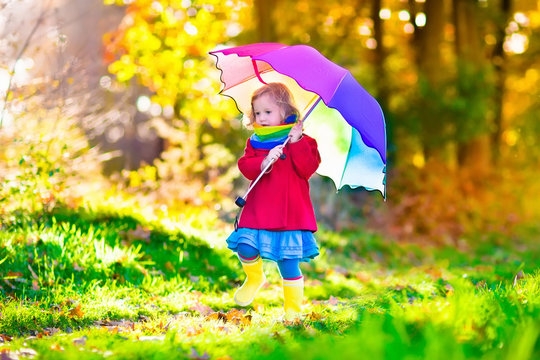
[289,121,303,143]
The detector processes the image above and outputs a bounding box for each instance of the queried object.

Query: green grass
[1,205,539,359]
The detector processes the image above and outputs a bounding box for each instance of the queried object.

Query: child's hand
[261,145,284,170]
[289,121,303,143]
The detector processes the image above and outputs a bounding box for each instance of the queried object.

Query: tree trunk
[417,0,445,83]
[491,0,512,164]
[254,0,278,42]
[453,0,491,176]
[372,0,388,107]
[414,0,445,161]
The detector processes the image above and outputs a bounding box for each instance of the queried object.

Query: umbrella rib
[302,97,322,121]
[337,127,355,190]
[251,60,268,85]
[221,69,275,92]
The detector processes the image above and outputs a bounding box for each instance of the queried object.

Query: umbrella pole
[235,136,292,208]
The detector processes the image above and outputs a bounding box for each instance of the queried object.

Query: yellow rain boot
[234,257,266,306]
[282,277,304,321]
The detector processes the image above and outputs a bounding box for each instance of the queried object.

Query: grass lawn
[0,205,539,359]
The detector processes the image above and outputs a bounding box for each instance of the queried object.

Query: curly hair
[248,83,299,127]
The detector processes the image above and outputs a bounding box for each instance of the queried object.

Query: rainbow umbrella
[209,43,387,197]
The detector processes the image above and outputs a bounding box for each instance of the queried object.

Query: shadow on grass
[0,205,239,300]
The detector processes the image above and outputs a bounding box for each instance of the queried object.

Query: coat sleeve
[238,139,266,180]
[288,135,321,179]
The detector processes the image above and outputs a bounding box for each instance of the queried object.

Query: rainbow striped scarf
[249,115,297,149]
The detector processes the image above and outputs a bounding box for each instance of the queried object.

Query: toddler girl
[226,82,321,320]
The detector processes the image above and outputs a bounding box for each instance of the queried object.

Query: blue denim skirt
[226,228,319,263]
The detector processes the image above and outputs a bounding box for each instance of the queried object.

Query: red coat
[237,135,321,231]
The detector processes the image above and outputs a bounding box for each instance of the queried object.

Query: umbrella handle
[235,136,292,208]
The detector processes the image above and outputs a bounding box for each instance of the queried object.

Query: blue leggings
[237,243,301,279]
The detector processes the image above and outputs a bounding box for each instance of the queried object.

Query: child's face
[252,94,283,127]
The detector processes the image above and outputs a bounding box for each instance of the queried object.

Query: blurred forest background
[1,0,539,245]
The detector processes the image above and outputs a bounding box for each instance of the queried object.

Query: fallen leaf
[217,325,231,334]
[0,350,19,360]
[305,311,323,321]
[189,302,214,316]
[138,335,165,341]
[36,329,53,338]
[62,299,76,307]
[165,261,175,272]
[32,280,40,291]
[49,343,64,351]
[185,326,204,337]
[68,304,84,318]
[513,270,525,287]
[0,334,13,342]
[225,308,245,320]
[230,314,251,326]
[18,348,38,358]
[42,328,60,336]
[50,304,62,313]
[270,331,285,343]
[328,296,340,306]
[6,271,23,278]
[127,225,152,242]
[72,336,87,346]
[204,312,227,322]
[475,280,487,289]
[333,266,349,276]
[424,267,443,279]
[187,348,210,360]
[191,290,203,299]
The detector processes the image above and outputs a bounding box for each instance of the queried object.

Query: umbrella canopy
[210,43,387,197]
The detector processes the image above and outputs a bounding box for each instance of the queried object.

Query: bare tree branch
[0,1,50,128]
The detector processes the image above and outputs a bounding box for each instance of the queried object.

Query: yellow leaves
[185,325,204,337]
[4,271,23,279]
[107,54,137,81]
[305,311,324,321]
[204,309,252,326]
[355,271,372,283]
[0,334,13,342]
[424,266,443,280]
[68,304,85,319]
[161,9,179,27]
[49,343,64,351]
[165,261,175,272]
[216,356,234,360]
[32,280,40,292]
[102,0,239,104]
